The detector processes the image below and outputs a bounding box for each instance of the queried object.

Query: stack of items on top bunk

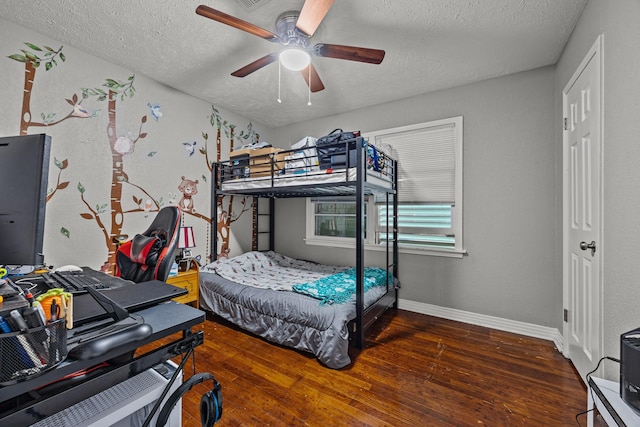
[199,251,399,369]
[220,129,393,192]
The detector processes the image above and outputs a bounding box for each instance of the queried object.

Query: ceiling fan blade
[314,43,385,64]
[301,64,325,92]
[196,5,279,42]
[231,53,279,77]
[296,0,335,37]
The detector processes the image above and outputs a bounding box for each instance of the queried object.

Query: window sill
[304,238,466,258]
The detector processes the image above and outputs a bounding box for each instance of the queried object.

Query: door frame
[562,34,604,374]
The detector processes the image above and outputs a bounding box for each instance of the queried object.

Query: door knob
[579,240,596,255]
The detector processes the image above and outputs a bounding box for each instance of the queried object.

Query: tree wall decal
[204,106,256,260]
[79,75,161,270]
[8,41,260,268]
[8,43,91,202]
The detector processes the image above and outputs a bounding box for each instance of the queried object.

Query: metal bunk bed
[209,136,398,350]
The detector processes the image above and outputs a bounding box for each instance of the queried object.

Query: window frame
[305,116,465,258]
[305,197,375,249]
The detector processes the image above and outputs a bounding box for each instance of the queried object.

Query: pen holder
[0,318,67,385]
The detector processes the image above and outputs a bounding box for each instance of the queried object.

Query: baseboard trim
[398,299,565,353]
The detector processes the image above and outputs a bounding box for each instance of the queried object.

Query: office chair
[115,206,182,283]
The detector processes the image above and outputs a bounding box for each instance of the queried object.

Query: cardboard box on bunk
[230,146,287,177]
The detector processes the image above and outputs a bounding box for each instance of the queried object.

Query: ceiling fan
[196,0,385,92]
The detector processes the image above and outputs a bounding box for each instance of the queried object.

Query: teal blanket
[292,267,391,305]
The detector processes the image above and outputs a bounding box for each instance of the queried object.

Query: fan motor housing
[276,11,309,46]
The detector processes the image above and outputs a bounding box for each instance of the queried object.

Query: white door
[563,35,603,381]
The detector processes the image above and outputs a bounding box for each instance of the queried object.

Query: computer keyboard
[39,270,111,294]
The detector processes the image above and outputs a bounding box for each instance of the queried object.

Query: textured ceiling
[0,0,587,128]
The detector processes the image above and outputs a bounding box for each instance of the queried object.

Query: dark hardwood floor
[153,309,598,426]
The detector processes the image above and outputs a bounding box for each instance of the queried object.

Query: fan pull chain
[277,60,282,103]
[307,63,312,106]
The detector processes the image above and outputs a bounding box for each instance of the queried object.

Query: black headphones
[156,372,223,427]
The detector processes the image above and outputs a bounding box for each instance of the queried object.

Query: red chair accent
[115,206,182,283]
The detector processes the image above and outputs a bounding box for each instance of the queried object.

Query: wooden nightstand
[166,259,199,308]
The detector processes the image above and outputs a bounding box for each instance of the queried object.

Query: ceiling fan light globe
[280,49,310,71]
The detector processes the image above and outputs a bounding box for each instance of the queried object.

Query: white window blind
[375,123,456,203]
[378,203,455,249]
[366,116,464,256]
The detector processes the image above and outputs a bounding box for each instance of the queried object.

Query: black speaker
[620,328,640,413]
[156,372,223,427]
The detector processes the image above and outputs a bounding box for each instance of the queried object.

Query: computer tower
[31,361,182,426]
[620,327,640,413]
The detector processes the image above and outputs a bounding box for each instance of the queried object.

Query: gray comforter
[198,269,387,369]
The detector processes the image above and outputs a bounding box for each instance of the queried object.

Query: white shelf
[587,377,640,427]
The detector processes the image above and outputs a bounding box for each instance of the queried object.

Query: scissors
[0,268,7,280]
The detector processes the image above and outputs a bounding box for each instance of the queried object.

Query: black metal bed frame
[210,136,398,349]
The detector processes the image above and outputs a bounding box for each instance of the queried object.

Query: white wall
[272,66,561,330]
[555,0,640,379]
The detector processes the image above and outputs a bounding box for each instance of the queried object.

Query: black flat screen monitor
[0,134,51,266]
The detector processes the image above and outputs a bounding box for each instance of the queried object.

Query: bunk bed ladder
[385,179,399,310]
[392,157,399,308]
[211,163,219,261]
[254,197,275,252]
[354,137,366,349]
[353,148,399,349]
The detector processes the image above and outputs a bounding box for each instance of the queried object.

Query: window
[306,116,464,257]
[378,203,455,250]
[371,116,463,255]
[306,197,372,247]
[312,197,365,239]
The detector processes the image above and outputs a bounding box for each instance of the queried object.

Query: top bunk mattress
[215,137,396,196]
[220,167,392,192]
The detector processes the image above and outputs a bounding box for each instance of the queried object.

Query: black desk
[0,301,205,425]
[8,268,187,327]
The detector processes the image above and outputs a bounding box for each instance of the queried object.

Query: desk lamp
[177,226,196,270]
